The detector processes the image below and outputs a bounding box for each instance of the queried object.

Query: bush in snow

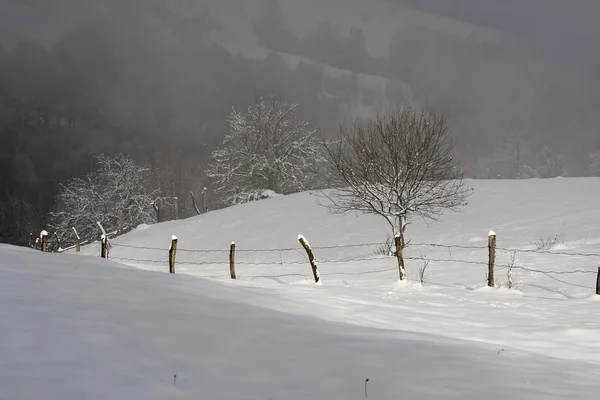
[49,154,158,243]
[206,96,325,206]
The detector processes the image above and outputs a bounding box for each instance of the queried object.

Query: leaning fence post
[190,191,201,215]
[229,242,237,279]
[488,230,496,287]
[169,235,178,274]
[40,230,48,252]
[298,235,320,283]
[72,227,81,252]
[596,264,600,296]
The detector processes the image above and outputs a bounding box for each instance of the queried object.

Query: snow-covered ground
[3,178,600,398]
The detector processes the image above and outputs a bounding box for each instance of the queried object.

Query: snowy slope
[1,244,599,399]
[72,178,600,366]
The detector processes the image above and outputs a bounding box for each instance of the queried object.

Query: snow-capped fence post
[72,227,81,252]
[488,230,496,287]
[596,264,600,295]
[298,235,320,283]
[229,242,236,279]
[169,236,178,274]
[394,233,406,281]
[40,230,48,252]
[28,232,33,248]
[97,222,108,259]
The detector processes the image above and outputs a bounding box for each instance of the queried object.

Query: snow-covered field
[2,178,600,398]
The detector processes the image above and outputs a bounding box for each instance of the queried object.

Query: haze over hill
[1,0,599,244]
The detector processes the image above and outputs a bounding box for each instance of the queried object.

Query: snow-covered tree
[320,105,470,280]
[49,154,158,243]
[588,151,600,176]
[206,96,325,206]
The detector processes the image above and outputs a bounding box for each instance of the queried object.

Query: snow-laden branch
[206,96,327,206]
[49,154,159,243]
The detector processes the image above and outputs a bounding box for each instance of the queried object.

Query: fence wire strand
[101,238,600,295]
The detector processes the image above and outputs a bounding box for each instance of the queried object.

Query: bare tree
[206,96,325,206]
[49,154,158,243]
[320,105,470,279]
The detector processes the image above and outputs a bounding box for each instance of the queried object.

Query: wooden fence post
[72,227,81,252]
[488,230,496,287]
[173,197,179,220]
[54,232,62,252]
[100,235,108,258]
[97,222,108,259]
[190,191,201,215]
[298,234,320,283]
[169,235,178,274]
[394,233,406,281]
[40,230,48,252]
[596,264,600,296]
[153,201,160,223]
[201,187,207,213]
[28,233,33,248]
[229,242,236,279]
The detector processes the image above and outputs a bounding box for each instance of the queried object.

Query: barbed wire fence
[29,226,600,299]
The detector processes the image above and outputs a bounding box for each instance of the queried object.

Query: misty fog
[1,0,599,243]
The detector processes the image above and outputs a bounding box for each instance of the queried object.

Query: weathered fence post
[190,191,201,215]
[72,227,81,252]
[28,233,33,248]
[298,234,320,283]
[100,235,108,258]
[229,242,236,279]
[201,187,207,213]
[54,232,62,252]
[173,197,179,220]
[596,264,600,296]
[394,233,406,281]
[152,201,160,223]
[169,235,178,274]
[97,222,108,259]
[40,230,48,252]
[488,230,496,287]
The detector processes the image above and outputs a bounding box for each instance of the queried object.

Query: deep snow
[3,178,600,398]
[1,245,599,399]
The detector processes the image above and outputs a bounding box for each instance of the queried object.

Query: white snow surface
[73,179,600,363]
[1,245,599,399]
[3,178,600,397]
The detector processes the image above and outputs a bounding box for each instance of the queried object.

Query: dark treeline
[1,0,599,244]
[0,0,368,243]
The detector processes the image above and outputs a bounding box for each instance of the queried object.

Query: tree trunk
[394,233,406,281]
